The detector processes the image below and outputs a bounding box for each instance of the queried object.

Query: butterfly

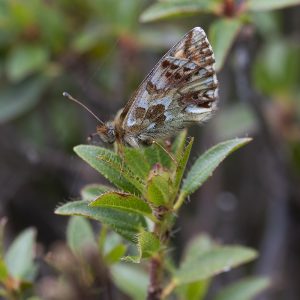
[64,27,218,150]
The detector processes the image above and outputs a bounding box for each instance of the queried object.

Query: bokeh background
[0,0,300,299]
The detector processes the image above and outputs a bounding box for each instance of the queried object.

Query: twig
[147,255,163,300]
[147,221,166,300]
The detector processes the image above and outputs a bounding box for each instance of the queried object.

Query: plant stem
[161,279,177,299]
[173,191,186,211]
[147,221,167,300]
[147,254,163,300]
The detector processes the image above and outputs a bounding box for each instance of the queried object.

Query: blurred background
[0,0,299,299]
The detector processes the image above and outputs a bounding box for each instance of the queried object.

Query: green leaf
[0,259,8,282]
[252,40,300,95]
[5,228,36,280]
[181,138,251,197]
[123,231,160,263]
[182,234,216,264]
[55,200,147,242]
[214,104,256,140]
[111,263,148,300]
[177,280,210,300]
[80,184,112,201]
[74,145,144,195]
[0,218,7,259]
[140,0,222,22]
[209,18,242,71]
[72,24,111,53]
[145,164,172,206]
[66,216,95,256]
[173,138,194,194]
[175,246,257,284]
[143,143,173,169]
[247,0,300,11]
[6,45,49,81]
[214,276,270,300]
[0,76,49,123]
[124,147,151,179]
[90,192,152,219]
[172,129,188,158]
[104,244,127,265]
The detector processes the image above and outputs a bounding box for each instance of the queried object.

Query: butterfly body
[96,27,218,148]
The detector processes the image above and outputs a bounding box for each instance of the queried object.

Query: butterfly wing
[119,27,218,145]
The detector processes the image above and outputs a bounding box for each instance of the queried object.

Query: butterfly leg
[115,142,126,178]
[151,140,178,166]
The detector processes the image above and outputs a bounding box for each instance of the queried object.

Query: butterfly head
[96,122,116,144]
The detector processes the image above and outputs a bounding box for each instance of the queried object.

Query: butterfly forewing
[117,27,218,146]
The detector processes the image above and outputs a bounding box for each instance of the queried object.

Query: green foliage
[6,45,49,82]
[140,0,222,22]
[55,134,264,299]
[5,228,37,280]
[104,244,127,264]
[74,145,144,195]
[66,216,96,256]
[145,164,172,206]
[214,103,257,140]
[124,231,161,263]
[111,263,149,300]
[140,0,300,73]
[209,18,242,72]
[2,0,296,298]
[247,0,300,11]
[0,76,49,123]
[253,40,300,95]
[0,225,38,299]
[56,200,147,242]
[214,277,270,300]
[179,138,251,202]
[175,246,257,284]
[90,191,153,219]
[80,184,112,201]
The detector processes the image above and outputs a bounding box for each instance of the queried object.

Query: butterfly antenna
[62,92,104,125]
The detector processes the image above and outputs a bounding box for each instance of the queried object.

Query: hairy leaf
[181,138,251,197]
[55,200,147,242]
[143,143,173,169]
[173,137,194,194]
[90,192,152,219]
[80,184,112,201]
[124,147,151,179]
[145,164,172,206]
[74,145,144,195]
[172,129,188,158]
[123,231,160,263]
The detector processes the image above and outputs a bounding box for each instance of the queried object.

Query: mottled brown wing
[120,27,218,143]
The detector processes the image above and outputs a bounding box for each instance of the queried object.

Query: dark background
[0,1,299,299]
